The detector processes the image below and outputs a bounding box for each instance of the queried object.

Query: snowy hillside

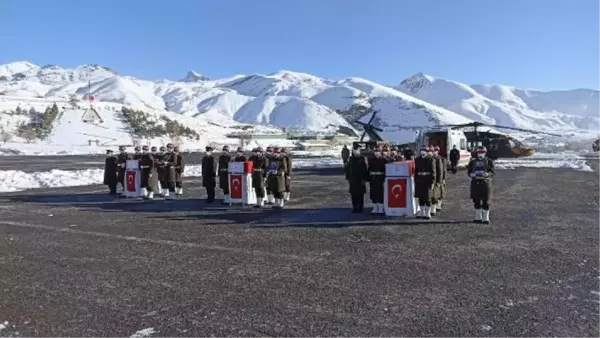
[396,73,600,136]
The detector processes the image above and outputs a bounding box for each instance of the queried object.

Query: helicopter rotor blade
[367,110,378,125]
[488,124,563,137]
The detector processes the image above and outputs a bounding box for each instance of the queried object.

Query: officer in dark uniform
[161,143,177,200]
[345,144,368,213]
[367,146,387,214]
[265,146,275,204]
[414,146,437,219]
[116,145,128,194]
[250,147,268,208]
[103,150,118,195]
[139,145,157,199]
[218,146,232,203]
[201,146,218,203]
[403,147,414,161]
[430,145,445,216]
[233,147,246,162]
[467,146,495,224]
[449,145,460,174]
[173,146,185,195]
[281,148,292,201]
[266,147,288,209]
[132,146,142,160]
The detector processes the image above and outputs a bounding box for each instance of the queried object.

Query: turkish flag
[387,178,407,208]
[88,94,95,102]
[229,174,242,199]
[126,170,136,192]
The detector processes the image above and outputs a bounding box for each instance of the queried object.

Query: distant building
[82,106,104,124]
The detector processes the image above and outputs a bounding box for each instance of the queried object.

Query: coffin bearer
[341,145,350,166]
[103,150,118,195]
[467,146,495,224]
[449,145,460,174]
[266,147,288,209]
[265,146,275,204]
[429,145,444,216]
[117,145,128,194]
[161,143,177,200]
[234,147,247,162]
[414,146,437,220]
[367,146,386,214]
[345,144,368,213]
[218,145,232,203]
[250,147,268,208]
[155,146,166,196]
[281,148,292,201]
[432,145,447,213]
[201,146,218,203]
[139,145,158,200]
[174,146,185,195]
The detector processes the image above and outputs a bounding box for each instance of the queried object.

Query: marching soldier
[281,148,292,201]
[174,146,185,195]
[266,147,288,208]
[117,145,128,194]
[139,145,158,200]
[414,146,437,219]
[467,146,495,224]
[429,145,444,216]
[218,145,232,203]
[345,144,368,213]
[449,145,460,174]
[234,147,247,162]
[161,143,177,200]
[341,145,350,166]
[265,146,275,204]
[367,146,386,214]
[432,146,447,213]
[103,150,118,195]
[250,147,268,208]
[201,146,218,203]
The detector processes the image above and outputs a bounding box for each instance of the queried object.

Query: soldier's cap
[142,145,149,150]
[236,147,244,152]
[476,146,487,153]
[206,146,214,151]
[119,145,126,150]
[433,146,440,151]
[273,147,280,153]
[151,146,157,151]
[166,143,174,148]
[280,148,287,153]
[256,147,264,152]
[159,146,166,151]
[106,150,113,154]
[266,146,273,151]
[420,145,429,151]
[134,146,141,151]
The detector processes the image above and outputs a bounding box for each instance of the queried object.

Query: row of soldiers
[345,144,495,223]
[103,143,185,200]
[200,145,293,208]
[341,144,414,166]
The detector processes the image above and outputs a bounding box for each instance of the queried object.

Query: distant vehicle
[416,128,472,167]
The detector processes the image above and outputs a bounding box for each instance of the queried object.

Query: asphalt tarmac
[0,166,598,337]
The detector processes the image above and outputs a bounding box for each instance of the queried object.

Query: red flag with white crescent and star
[387,178,407,208]
[126,170,136,192]
[229,174,243,199]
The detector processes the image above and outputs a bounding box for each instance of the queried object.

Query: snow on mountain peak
[0,61,39,78]
[399,72,436,93]
[182,70,209,82]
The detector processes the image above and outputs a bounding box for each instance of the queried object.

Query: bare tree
[0,130,10,144]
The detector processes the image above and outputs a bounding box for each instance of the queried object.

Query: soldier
[345,144,368,213]
[341,145,350,166]
[367,146,386,214]
[132,146,143,160]
[449,145,460,174]
[218,145,232,203]
[432,146,447,213]
[201,146,218,203]
[116,145,128,194]
[265,146,275,204]
[250,147,268,208]
[467,146,495,224]
[233,147,246,162]
[139,145,157,200]
[160,143,177,200]
[266,147,288,208]
[155,146,166,196]
[414,146,437,219]
[281,148,292,201]
[382,145,390,162]
[103,150,118,195]
[403,147,414,161]
[390,146,403,162]
[173,146,185,195]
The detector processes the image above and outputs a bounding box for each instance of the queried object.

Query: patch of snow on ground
[495,159,593,172]
[0,321,8,330]
[130,328,156,338]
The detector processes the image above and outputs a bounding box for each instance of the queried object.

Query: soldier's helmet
[159,146,166,152]
[151,146,157,152]
[236,147,244,152]
[134,146,141,152]
[476,146,487,153]
[256,147,264,153]
[273,147,280,153]
[106,149,113,154]
[166,143,174,149]
[142,145,149,151]
[119,145,126,152]
[206,146,213,152]
[266,146,273,153]
[223,145,230,152]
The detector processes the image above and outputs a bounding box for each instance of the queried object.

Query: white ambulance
[416,128,472,168]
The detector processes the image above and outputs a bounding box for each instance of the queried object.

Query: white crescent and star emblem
[391,184,403,198]
[232,178,240,189]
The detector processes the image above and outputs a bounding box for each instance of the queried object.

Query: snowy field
[0,152,595,193]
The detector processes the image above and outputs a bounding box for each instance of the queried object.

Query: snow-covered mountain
[396,73,599,135]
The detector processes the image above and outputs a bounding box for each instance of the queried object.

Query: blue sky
[0,0,598,90]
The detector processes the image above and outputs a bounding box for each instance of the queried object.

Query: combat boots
[176,187,183,195]
[423,206,431,220]
[371,204,379,214]
[436,200,442,211]
[254,198,264,208]
[273,198,284,209]
[377,203,385,214]
[481,210,490,224]
[284,192,290,201]
[266,195,274,205]
[222,194,230,204]
[140,187,148,198]
[474,209,482,223]
[430,204,437,216]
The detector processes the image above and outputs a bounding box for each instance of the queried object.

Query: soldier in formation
[265,146,275,204]
[133,146,142,160]
[116,145,128,194]
[367,146,386,214]
[103,150,118,195]
[403,147,414,161]
[233,147,246,162]
[159,143,177,200]
[467,146,495,224]
[414,146,436,219]
[430,145,447,215]
[139,145,158,200]
[174,146,185,195]
[250,147,268,208]
[281,148,292,201]
[345,144,368,213]
[266,147,288,208]
[201,145,218,203]
[218,145,232,203]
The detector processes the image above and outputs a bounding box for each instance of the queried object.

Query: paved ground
[0,166,598,337]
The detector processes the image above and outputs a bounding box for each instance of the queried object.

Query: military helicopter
[437,121,563,159]
[351,110,392,154]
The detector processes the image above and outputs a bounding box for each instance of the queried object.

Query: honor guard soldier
[201,146,218,203]
[367,146,386,214]
[265,146,275,204]
[414,146,437,219]
[403,147,414,161]
[234,147,247,162]
[431,145,447,213]
[132,146,142,160]
[155,146,166,196]
[116,145,128,194]
[218,145,232,203]
[281,148,292,201]
[250,147,268,208]
[139,145,158,200]
[103,150,118,195]
[173,146,185,195]
[266,147,288,209]
[428,146,444,216]
[382,145,390,162]
[161,143,177,200]
[345,144,368,213]
[390,146,403,162]
[467,146,495,224]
